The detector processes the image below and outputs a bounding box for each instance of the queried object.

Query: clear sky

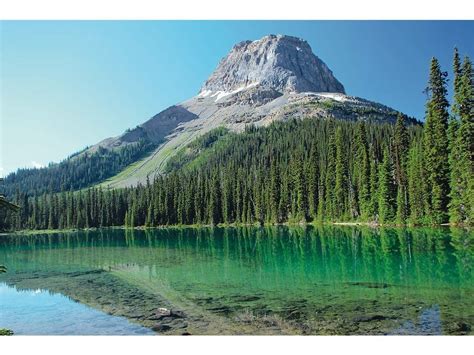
[1,21,473,176]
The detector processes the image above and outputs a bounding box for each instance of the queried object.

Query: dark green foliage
[1,53,472,230]
[394,114,410,224]
[449,56,474,224]
[423,58,451,224]
[1,118,425,230]
[334,126,348,219]
[353,122,370,220]
[2,140,156,196]
[164,127,229,172]
[406,133,427,225]
[378,146,396,224]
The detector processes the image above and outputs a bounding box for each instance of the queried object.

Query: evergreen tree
[269,159,281,223]
[368,144,379,220]
[449,56,474,224]
[407,140,426,224]
[394,113,410,224]
[334,126,348,219]
[354,122,370,219]
[208,171,222,225]
[423,57,450,224]
[324,121,337,220]
[293,154,308,222]
[378,146,396,224]
[307,146,319,220]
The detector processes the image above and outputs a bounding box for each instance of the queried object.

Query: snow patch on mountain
[207,82,261,102]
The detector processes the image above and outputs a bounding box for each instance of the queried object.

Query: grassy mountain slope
[99,93,415,189]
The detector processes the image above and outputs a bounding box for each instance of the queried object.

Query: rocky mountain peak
[200,34,345,95]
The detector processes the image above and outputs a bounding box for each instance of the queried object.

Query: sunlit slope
[99,91,411,189]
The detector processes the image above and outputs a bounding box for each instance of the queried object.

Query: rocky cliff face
[89,34,408,188]
[200,34,345,95]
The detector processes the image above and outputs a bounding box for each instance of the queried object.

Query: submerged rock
[157,307,171,316]
[352,314,387,323]
[152,324,171,332]
[346,282,390,289]
[231,295,262,302]
[171,310,186,318]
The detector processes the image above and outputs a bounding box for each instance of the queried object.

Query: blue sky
[1,21,473,176]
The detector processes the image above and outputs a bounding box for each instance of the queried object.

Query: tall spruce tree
[450,56,474,224]
[448,48,462,223]
[394,114,410,224]
[368,144,379,220]
[307,145,319,219]
[423,57,451,224]
[269,159,281,223]
[324,121,337,220]
[334,126,348,219]
[354,122,370,220]
[293,153,308,222]
[378,145,396,224]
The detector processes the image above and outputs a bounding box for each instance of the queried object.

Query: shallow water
[0,226,472,335]
[0,283,154,335]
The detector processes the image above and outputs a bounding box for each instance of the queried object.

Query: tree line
[0,50,472,231]
[2,139,156,196]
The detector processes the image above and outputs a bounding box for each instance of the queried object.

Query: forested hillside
[2,139,156,196]
[1,52,472,230]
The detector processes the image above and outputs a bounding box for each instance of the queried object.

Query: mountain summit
[5,34,411,195]
[90,34,406,188]
[201,34,345,95]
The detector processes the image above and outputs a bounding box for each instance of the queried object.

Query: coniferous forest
[2,139,156,197]
[1,52,472,231]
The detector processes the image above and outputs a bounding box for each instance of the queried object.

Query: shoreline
[1,221,471,236]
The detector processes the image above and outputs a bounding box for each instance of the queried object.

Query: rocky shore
[2,268,471,335]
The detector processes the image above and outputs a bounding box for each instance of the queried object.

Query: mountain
[4,34,416,195]
[200,34,345,94]
[92,34,411,188]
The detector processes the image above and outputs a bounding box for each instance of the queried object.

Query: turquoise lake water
[0,226,472,335]
[0,283,154,335]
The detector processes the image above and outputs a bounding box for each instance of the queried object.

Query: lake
[0,226,472,335]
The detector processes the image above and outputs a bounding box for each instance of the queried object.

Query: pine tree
[423,57,450,224]
[307,145,319,220]
[407,140,426,224]
[378,146,396,224]
[334,126,348,219]
[394,113,410,224]
[294,154,308,222]
[450,56,474,224]
[324,121,337,220]
[368,144,379,220]
[209,171,222,225]
[354,122,370,219]
[269,159,281,223]
[452,48,463,119]
[253,171,264,225]
[222,168,232,224]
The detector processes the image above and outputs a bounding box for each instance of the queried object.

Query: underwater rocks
[346,282,391,289]
[1,269,192,334]
[352,314,389,322]
[2,270,472,335]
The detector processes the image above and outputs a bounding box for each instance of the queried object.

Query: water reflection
[0,226,472,288]
[0,283,154,335]
[0,226,472,334]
